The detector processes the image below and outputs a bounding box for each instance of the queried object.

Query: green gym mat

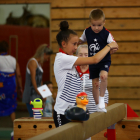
[0,128,13,140]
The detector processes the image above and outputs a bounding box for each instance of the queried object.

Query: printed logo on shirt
[105,65,108,68]
[89,38,100,56]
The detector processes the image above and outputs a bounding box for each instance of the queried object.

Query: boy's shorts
[89,61,111,79]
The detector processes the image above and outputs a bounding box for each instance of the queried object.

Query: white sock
[11,131,14,136]
[96,104,107,112]
[99,96,105,108]
[96,104,99,110]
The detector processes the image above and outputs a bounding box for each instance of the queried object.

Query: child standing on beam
[53,20,118,127]
[79,9,118,112]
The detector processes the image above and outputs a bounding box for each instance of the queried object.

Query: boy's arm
[78,30,87,45]
[78,39,85,45]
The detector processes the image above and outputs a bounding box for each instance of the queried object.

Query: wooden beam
[85,0,140,7]
[110,54,140,65]
[51,54,140,65]
[28,103,126,140]
[51,19,140,31]
[109,65,140,76]
[51,8,85,19]
[51,65,140,76]
[109,100,140,111]
[51,8,140,19]
[85,8,140,19]
[53,88,140,100]
[109,88,140,99]
[1,0,140,7]
[51,31,140,42]
[51,42,140,53]
[51,0,84,8]
[108,77,140,88]
[52,76,140,88]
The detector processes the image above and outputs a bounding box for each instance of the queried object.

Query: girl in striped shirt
[53,20,118,128]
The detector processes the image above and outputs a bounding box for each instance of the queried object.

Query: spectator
[0,40,23,139]
[22,44,53,117]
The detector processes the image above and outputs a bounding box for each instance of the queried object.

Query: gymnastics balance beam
[28,103,126,140]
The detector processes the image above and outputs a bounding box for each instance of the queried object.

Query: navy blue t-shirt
[81,26,115,68]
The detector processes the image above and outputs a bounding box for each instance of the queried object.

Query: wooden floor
[91,129,107,140]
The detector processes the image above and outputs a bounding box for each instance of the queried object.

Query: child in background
[79,9,118,112]
[43,81,55,117]
[76,44,109,114]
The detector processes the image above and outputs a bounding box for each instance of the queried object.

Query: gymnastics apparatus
[14,103,140,140]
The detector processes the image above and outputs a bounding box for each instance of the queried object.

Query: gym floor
[0,109,29,140]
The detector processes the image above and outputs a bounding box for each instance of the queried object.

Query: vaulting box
[14,117,55,140]
[116,117,140,140]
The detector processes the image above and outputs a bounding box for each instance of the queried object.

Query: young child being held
[79,9,118,112]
